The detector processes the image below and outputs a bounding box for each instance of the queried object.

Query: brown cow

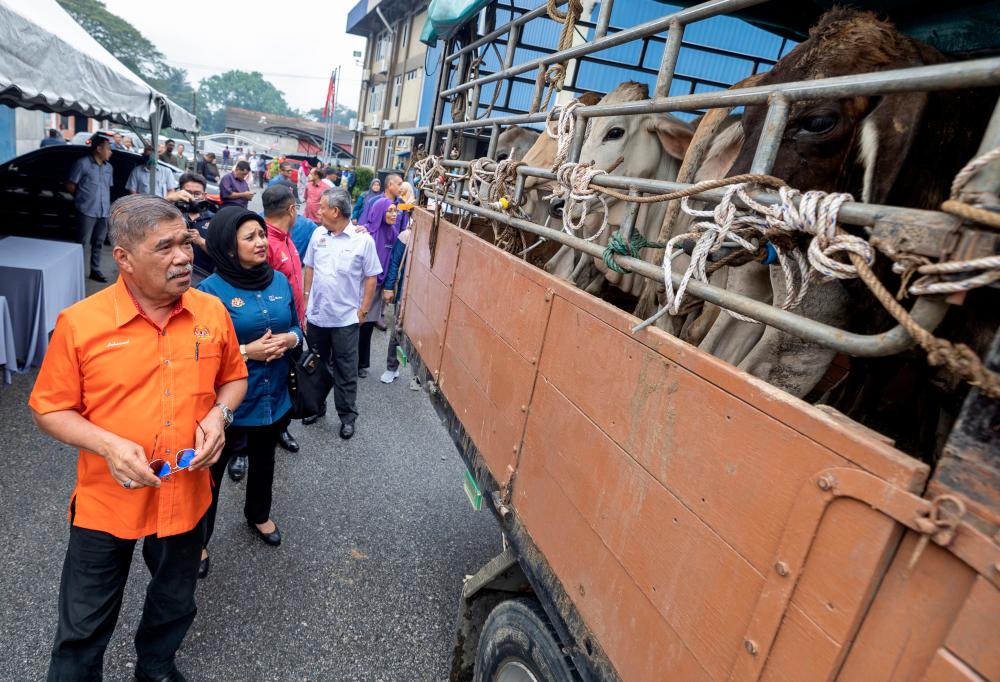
[697,9,997,459]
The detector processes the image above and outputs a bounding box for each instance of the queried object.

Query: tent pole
[149,102,162,162]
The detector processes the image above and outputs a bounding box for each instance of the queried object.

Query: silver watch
[215,402,234,429]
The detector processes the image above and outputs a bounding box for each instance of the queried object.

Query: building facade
[347,0,431,171]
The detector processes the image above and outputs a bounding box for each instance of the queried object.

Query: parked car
[0,145,217,241]
[70,128,144,150]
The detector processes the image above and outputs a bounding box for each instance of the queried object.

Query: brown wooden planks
[517,375,764,680]
[538,296,895,575]
[921,650,987,682]
[944,577,1000,680]
[838,534,977,681]
[437,296,538,478]
[452,233,550,363]
[760,604,841,682]
[788,498,905,646]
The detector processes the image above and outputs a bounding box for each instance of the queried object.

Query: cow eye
[603,127,625,142]
[800,113,838,135]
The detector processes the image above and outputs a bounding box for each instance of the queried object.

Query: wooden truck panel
[402,210,1000,681]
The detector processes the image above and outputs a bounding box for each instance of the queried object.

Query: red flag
[322,71,337,121]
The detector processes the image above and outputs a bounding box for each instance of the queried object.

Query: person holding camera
[169,172,217,285]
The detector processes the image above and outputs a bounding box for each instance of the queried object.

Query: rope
[543,0,583,107]
[850,252,1000,399]
[603,230,666,274]
[546,161,612,241]
[545,99,582,170]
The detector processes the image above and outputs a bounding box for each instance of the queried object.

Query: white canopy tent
[0,0,198,136]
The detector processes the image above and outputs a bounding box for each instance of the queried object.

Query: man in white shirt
[302,187,381,439]
[125,145,178,198]
[249,153,260,187]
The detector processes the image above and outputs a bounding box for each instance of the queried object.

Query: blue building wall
[417,0,796,129]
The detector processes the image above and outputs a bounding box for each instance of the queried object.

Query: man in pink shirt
[261,185,305,453]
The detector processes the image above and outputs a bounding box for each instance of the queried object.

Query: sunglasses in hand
[148,432,200,479]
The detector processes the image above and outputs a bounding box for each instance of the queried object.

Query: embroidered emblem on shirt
[193,324,211,338]
[231,297,245,308]
[267,295,284,302]
[281,252,289,263]
[106,340,130,348]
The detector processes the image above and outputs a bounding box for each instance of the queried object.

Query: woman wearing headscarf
[195,206,303,577]
[356,196,400,377]
[351,178,382,224]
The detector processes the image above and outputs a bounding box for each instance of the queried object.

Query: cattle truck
[391,1,1000,679]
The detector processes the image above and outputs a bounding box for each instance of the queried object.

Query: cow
[495,125,540,162]
[691,9,997,459]
[557,82,694,298]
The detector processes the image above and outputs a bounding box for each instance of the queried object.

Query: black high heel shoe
[248,519,281,546]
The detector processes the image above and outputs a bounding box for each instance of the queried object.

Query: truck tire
[474,598,578,682]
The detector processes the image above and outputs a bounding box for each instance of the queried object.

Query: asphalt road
[0,251,502,681]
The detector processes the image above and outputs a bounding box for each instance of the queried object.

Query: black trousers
[48,521,203,681]
[308,322,359,425]
[358,321,376,370]
[204,414,289,546]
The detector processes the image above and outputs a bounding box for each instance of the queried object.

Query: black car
[0,145,217,241]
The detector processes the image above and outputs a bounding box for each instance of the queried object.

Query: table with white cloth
[0,237,86,374]
[0,296,16,384]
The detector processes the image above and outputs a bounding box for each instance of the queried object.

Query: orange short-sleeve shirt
[29,278,248,539]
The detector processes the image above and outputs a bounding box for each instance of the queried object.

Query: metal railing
[416,0,1000,357]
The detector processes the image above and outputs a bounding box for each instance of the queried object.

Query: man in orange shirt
[30,194,248,682]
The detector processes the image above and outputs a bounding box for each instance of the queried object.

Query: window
[393,76,402,108]
[400,16,410,50]
[368,86,378,113]
[375,31,387,61]
[361,138,378,168]
[384,144,394,168]
[406,69,417,81]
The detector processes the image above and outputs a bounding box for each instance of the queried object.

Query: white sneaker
[380,369,399,384]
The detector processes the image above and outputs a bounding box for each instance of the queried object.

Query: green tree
[198,71,295,133]
[305,104,358,127]
[57,0,194,108]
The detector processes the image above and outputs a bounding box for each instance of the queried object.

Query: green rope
[602,230,666,274]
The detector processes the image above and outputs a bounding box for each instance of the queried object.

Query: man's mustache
[167,264,194,279]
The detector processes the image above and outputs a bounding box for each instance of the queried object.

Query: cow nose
[549,198,565,219]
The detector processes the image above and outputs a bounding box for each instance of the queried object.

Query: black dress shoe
[358,368,369,378]
[277,429,299,452]
[248,519,281,546]
[227,455,248,482]
[197,555,210,579]
[339,422,355,440]
[302,413,322,426]
[134,666,187,682]
[88,271,108,283]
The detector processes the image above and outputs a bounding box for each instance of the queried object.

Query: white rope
[660,184,873,323]
[546,100,582,171]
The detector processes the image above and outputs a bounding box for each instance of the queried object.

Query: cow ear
[649,117,694,160]
[697,122,744,181]
[857,91,928,204]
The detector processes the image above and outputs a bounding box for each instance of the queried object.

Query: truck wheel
[474,598,578,682]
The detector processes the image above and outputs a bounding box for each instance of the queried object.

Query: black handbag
[287,347,333,420]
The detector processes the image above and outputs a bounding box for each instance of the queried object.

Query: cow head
[578,81,693,193]
[731,9,946,205]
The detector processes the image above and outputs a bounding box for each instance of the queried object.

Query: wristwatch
[239,344,248,362]
[215,402,234,429]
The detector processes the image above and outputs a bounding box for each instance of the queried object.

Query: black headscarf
[206,206,274,291]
